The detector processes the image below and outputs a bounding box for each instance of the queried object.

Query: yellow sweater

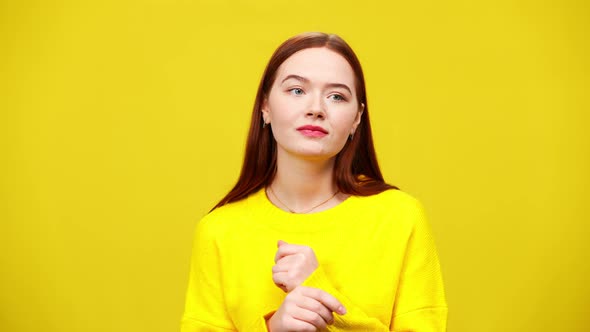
[181,188,447,331]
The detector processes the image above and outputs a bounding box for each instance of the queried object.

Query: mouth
[297,125,329,138]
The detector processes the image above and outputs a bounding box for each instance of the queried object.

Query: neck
[269,153,339,213]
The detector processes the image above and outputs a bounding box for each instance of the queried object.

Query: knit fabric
[181,188,447,331]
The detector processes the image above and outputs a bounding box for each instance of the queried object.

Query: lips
[296,125,328,134]
[296,125,329,138]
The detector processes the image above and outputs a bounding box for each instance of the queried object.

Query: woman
[181,32,447,331]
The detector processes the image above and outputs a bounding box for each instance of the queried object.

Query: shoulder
[206,196,252,221]
[357,188,424,213]
[348,189,429,232]
[194,195,254,238]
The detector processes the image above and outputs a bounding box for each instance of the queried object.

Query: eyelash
[329,94,346,102]
[287,88,347,102]
[288,88,304,96]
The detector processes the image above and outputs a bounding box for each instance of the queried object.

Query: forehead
[275,47,356,87]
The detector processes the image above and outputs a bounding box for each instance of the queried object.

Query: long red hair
[212,32,397,210]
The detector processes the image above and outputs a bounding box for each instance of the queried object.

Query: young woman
[181,32,447,332]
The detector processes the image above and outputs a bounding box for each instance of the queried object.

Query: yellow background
[1,0,588,331]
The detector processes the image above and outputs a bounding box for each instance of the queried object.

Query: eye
[288,88,304,96]
[328,94,346,102]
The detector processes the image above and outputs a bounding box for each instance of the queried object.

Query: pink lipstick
[297,125,328,138]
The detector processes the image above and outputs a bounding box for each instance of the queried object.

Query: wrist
[264,311,276,332]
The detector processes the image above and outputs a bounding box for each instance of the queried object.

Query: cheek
[269,108,295,127]
[333,110,359,133]
[267,96,296,122]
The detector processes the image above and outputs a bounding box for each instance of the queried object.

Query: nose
[306,93,326,119]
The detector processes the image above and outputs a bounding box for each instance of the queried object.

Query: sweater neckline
[247,188,357,231]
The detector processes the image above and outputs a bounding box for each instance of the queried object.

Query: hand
[266,286,347,332]
[273,240,319,293]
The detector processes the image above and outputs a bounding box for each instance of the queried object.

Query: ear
[261,97,270,123]
[351,103,365,134]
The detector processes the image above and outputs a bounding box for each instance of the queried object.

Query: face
[261,47,364,162]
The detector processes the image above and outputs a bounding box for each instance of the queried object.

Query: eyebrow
[281,74,353,95]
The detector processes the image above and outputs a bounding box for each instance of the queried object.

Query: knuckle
[311,301,322,312]
[313,314,325,328]
[303,326,316,332]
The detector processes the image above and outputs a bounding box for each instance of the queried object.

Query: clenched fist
[273,240,319,293]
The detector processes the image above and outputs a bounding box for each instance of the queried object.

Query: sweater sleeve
[301,199,448,332]
[390,199,447,331]
[302,265,391,331]
[181,216,237,332]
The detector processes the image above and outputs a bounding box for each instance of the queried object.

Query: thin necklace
[267,186,339,214]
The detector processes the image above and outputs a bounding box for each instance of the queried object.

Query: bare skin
[261,48,363,214]
[267,235,348,331]
[263,48,363,331]
[267,286,346,332]
[273,240,319,293]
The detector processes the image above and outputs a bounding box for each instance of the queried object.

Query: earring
[349,132,354,140]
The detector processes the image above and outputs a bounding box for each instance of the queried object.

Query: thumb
[277,240,288,247]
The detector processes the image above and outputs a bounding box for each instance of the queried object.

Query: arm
[389,199,448,331]
[301,265,391,331]
[300,200,447,331]
[269,199,447,331]
[182,221,343,332]
[266,286,347,332]
[272,242,390,331]
[181,216,237,332]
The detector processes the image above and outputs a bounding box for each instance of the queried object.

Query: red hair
[212,32,397,210]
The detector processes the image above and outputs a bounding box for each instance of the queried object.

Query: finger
[291,305,327,330]
[275,254,299,269]
[271,263,289,273]
[274,243,306,262]
[288,318,317,332]
[297,296,334,325]
[301,287,346,315]
[272,271,288,284]
[272,272,289,292]
[274,244,298,262]
[277,239,288,247]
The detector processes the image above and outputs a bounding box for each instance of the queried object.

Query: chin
[292,148,338,161]
[277,141,338,161]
